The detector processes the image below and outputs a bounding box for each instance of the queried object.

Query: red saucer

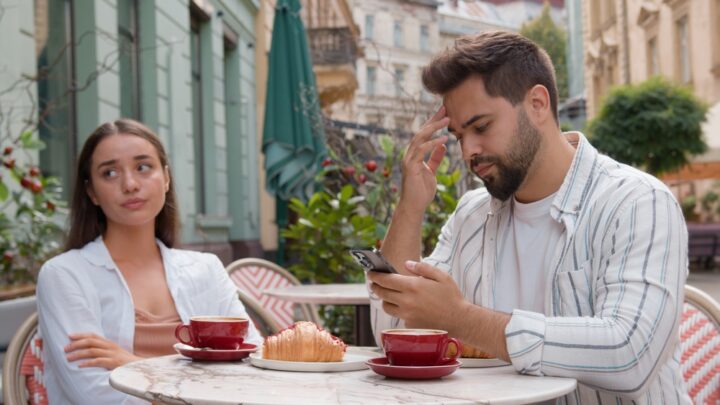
[365,357,461,379]
[174,342,258,361]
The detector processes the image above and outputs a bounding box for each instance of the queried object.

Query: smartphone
[349,249,398,274]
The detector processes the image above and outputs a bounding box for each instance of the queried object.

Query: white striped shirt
[370,133,692,404]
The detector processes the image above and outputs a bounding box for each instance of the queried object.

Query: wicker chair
[2,312,48,405]
[227,258,321,328]
[237,289,281,337]
[680,285,720,404]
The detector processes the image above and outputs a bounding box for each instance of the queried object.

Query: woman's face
[86,133,170,231]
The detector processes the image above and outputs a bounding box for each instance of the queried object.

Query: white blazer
[36,237,263,404]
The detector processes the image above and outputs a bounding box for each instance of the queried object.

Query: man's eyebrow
[461,114,489,129]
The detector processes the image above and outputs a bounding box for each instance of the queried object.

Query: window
[714,0,720,71]
[647,37,659,76]
[118,0,140,119]
[394,67,405,98]
[366,66,376,96]
[393,20,403,48]
[364,14,374,40]
[420,25,429,52]
[35,0,76,201]
[676,16,691,83]
[190,11,206,213]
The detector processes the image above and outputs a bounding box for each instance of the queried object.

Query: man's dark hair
[422,30,559,123]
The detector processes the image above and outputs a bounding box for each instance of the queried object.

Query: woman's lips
[121,198,147,210]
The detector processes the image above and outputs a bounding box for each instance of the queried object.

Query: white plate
[249,347,377,372]
[458,357,511,368]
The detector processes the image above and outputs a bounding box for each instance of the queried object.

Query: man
[368,31,690,403]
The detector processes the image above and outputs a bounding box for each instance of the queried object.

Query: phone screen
[349,249,398,274]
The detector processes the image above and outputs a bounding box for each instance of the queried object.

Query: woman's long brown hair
[64,119,179,251]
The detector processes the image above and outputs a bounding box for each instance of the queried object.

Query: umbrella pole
[276,198,288,266]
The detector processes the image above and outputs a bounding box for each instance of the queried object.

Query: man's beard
[467,109,541,201]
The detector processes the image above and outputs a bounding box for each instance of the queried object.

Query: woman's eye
[103,169,117,178]
[138,163,152,172]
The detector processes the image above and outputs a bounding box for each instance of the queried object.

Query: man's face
[444,76,541,201]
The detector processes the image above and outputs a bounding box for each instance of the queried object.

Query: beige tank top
[133,308,182,358]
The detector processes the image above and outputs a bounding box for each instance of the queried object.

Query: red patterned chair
[681,285,720,404]
[237,288,282,337]
[227,258,321,328]
[2,312,48,405]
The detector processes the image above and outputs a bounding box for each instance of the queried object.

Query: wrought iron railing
[307,27,358,66]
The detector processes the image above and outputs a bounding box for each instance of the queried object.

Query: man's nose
[461,138,483,161]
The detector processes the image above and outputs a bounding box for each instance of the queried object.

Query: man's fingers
[427,143,447,174]
[405,261,446,282]
[67,348,105,361]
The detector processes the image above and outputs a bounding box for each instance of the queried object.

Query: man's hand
[368,260,469,332]
[65,333,142,370]
[400,106,449,215]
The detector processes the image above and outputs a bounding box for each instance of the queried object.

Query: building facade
[0,0,262,263]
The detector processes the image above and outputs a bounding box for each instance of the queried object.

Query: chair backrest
[237,289,282,337]
[227,258,321,328]
[2,312,49,405]
[680,285,720,404]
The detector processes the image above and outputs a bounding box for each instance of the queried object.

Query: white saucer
[249,347,376,372]
[458,357,511,368]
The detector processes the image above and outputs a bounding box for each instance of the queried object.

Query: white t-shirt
[493,192,563,314]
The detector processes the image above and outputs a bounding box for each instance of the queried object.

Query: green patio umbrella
[262,0,326,261]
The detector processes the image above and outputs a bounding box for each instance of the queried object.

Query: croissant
[447,342,492,359]
[262,321,346,362]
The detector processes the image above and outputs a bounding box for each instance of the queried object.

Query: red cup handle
[440,338,462,364]
[175,324,196,346]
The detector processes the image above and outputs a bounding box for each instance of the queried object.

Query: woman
[37,119,262,404]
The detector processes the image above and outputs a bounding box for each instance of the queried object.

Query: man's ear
[525,84,552,125]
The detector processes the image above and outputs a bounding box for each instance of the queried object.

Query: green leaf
[0,181,7,201]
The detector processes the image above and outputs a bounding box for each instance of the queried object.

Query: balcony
[307,27,360,107]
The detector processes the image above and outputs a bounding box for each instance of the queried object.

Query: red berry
[3,158,15,169]
[46,201,56,211]
[20,177,31,188]
[382,167,391,178]
[30,180,43,193]
[2,146,12,155]
[343,166,356,176]
[2,251,12,263]
[358,174,367,184]
[321,157,333,167]
[391,185,398,193]
[365,160,378,172]
[29,167,40,177]
[375,240,382,249]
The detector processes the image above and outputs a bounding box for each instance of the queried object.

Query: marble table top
[264,283,370,305]
[110,351,576,404]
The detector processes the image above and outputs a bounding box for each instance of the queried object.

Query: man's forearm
[452,302,511,362]
[381,202,425,275]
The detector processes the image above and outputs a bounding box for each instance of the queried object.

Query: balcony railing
[307,27,358,66]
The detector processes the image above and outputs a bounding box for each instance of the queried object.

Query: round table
[110,353,577,404]
[264,284,375,346]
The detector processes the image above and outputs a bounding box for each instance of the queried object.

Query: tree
[520,3,568,99]
[588,77,708,175]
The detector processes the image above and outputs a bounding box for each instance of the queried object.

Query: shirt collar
[79,235,191,270]
[549,132,599,222]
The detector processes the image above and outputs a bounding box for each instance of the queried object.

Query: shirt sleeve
[36,262,149,405]
[505,189,687,396]
[206,254,264,347]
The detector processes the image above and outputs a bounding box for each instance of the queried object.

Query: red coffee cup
[174,316,249,350]
[381,329,461,366]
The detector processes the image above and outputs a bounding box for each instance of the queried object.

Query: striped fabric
[19,335,48,405]
[229,265,296,328]
[371,133,691,403]
[680,303,720,404]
